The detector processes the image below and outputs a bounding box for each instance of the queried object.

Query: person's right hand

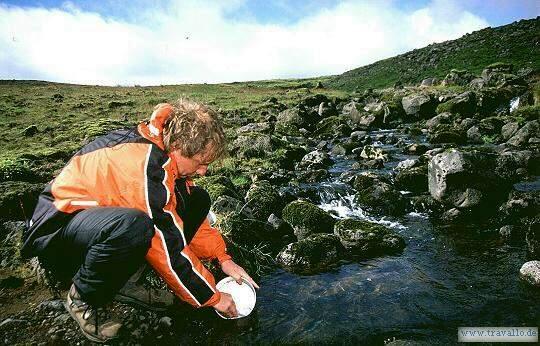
[213,292,238,318]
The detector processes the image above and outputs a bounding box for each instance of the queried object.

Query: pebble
[159,316,173,329]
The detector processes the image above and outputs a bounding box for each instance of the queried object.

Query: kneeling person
[21,100,259,343]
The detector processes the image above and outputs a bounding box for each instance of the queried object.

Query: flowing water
[170,130,539,345]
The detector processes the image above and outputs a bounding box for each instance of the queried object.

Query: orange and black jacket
[21,103,230,308]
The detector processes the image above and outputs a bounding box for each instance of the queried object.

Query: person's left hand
[220,259,260,289]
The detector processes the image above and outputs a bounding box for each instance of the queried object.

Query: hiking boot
[115,281,175,312]
[65,284,122,343]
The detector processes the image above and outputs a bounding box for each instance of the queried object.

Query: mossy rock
[271,146,307,170]
[394,165,428,194]
[194,175,240,202]
[312,116,352,139]
[334,219,405,257]
[232,132,273,159]
[354,181,408,216]
[216,211,266,246]
[276,233,344,274]
[281,200,335,240]
[244,180,284,220]
[0,181,45,221]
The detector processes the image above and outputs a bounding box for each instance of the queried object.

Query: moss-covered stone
[232,132,273,159]
[312,116,352,139]
[276,233,344,274]
[334,219,405,257]
[281,200,335,240]
[354,181,408,216]
[394,165,428,194]
[244,180,284,220]
[194,175,240,202]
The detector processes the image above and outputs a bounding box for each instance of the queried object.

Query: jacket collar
[138,103,174,151]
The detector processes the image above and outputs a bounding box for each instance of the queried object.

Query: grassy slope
[328,17,540,91]
[0,79,344,162]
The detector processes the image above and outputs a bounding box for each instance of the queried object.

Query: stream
[168,130,540,345]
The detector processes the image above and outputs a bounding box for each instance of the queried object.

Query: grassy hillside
[0,79,343,160]
[328,17,540,91]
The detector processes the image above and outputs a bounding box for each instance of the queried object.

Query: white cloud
[0,0,489,85]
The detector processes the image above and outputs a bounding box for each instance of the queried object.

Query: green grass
[328,17,540,91]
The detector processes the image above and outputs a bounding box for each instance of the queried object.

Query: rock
[358,145,390,161]
[519,261,540,287]
[38,299,65,312]
[410,194,443,214]
[267,214,295,241]
[334,219,405,257]
[435,91,476,116]
[428,128,466,145]
[499,225,514,238]
[244,180,284,220]
[330,144,347,156]
[352,159,384,169]
[354,177,408,216]
[275,106,313,136]
[281,200,335,240]
[499,191,540,220]
[426,112,453,130]
[495,150,536,181]
[402,94,436,119]
[313,116,352,139]
[404,143,428,155]
[296,150,334,170]
[441,69,474,86]
[232,133,273,159]
[394,165,428,194]
[217,211,270,245]
[428,149,506,211]
[296,169,329,183]
[507,120,539,147]
[526,218,539,258]
[159,316,173,329]
[466,126,483,144]
[276,233,344,273]
[237,122,273,134]
[23,125,38,137]
[212,196,245,216]
[0,221,26,269]
[420,78,438,87]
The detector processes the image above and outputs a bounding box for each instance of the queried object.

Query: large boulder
[275,106,318,136]
[441,69,474,86]
[244,180,284,220]
[435,91,476,116]
[519,261,540,287]
[401,93,436,119]
[312,116,352,139]
[353,174,408,216]
[394,164,428,194]
[281,200,336,240]
[276,233,344,274]
[232,133,273,159]
[507,120,539,147]
[428,149,507,211]
[334,219,405,257]
[526,217,539,258]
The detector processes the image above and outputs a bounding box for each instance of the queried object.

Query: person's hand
[221,259,260,289]
[214,292,238,318]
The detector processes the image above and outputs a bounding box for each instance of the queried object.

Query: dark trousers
[44,184,211,307]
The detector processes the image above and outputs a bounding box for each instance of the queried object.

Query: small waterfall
[509,96,520,112]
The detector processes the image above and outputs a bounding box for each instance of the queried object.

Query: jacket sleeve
[143,145,220,308]
[189,217,232,264]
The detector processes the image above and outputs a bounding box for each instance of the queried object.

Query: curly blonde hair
[162,99,227,161]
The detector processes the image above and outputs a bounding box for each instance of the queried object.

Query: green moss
[244,180,284,220]
[282,200,335,239]
[194,175,239,201]
[512,105,540,121]
[0,158,34,182]
[334,219,405,255]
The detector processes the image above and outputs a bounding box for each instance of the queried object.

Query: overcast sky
[1,0,538,85]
